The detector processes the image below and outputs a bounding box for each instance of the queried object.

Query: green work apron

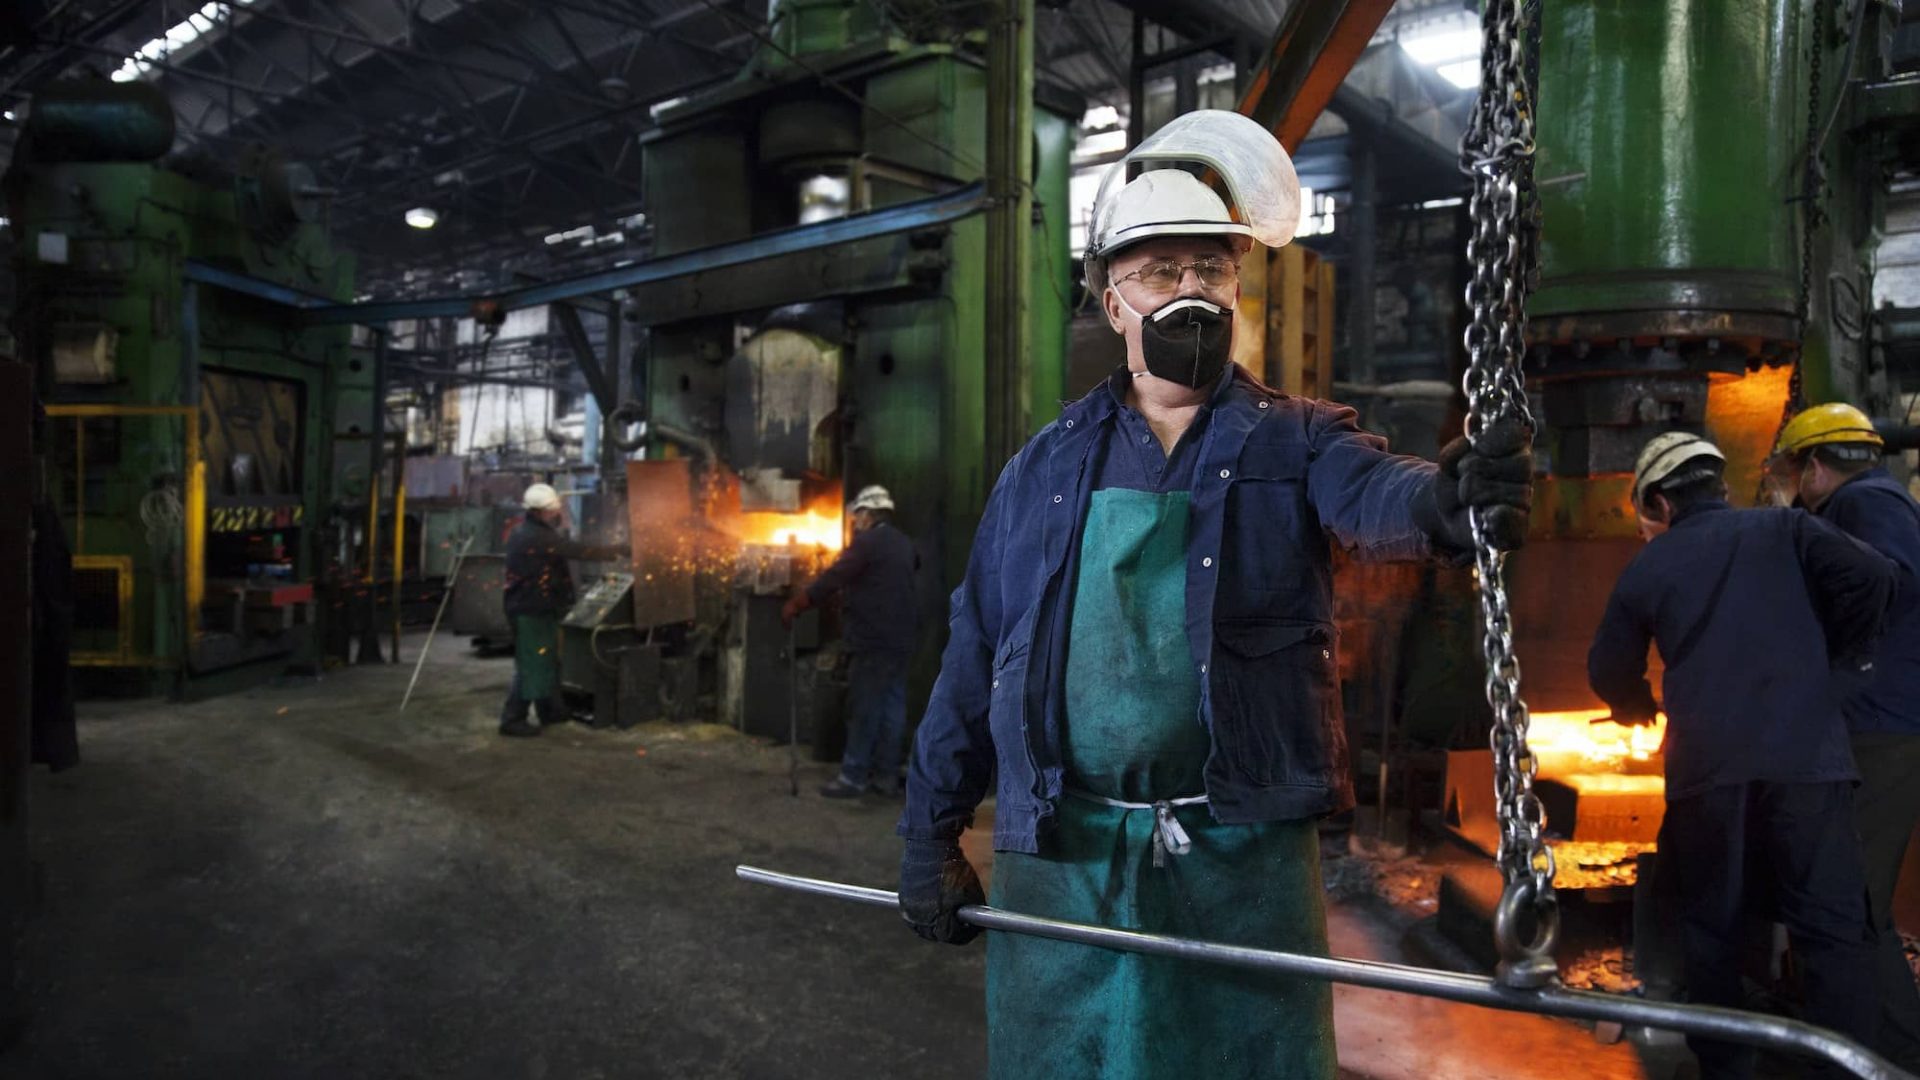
[513,613,561,701]
[987,489,1336,1080]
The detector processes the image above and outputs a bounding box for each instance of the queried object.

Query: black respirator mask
[1115,292,1233,389]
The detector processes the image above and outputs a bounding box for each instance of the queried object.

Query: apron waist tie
[1066,788,1209,868]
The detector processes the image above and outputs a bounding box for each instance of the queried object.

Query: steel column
[1348,145,1376,383]
[984,0,1034,472]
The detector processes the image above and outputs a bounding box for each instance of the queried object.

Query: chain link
[1460,0,1556,986]
[1768,0,1831,473]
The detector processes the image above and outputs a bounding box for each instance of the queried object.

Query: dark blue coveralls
[807,518,919,790]
[1589,500,1896,1078]
[1817,466,1920,1069]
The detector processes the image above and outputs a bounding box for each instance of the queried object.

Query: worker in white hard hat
[498,482,628,738]
[895,110,1534,1080]
[1770,403,1920,1072]
[1590,431,1895,1077]
[783,484,920,797]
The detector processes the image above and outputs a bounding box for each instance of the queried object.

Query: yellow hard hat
[1774,402,1884,456]
[1633,432,1726,505]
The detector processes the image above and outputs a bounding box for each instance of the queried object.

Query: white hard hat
[849,485,894,512]
[1086,109,1301,263]
[523,482,561,511]
[1633,433,1726,505]
[1093,170,1252,258]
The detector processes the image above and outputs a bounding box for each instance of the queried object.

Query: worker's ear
[1103,287,1128,335]
[1646,493,1671,524]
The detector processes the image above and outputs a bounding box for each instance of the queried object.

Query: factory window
[1297,188,1339,238]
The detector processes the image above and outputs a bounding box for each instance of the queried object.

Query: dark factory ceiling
[0,0,1468,300]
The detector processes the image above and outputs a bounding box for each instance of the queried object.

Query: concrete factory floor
[2,636,1667,1079]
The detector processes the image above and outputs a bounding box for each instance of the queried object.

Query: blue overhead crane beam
[183,181,991,326]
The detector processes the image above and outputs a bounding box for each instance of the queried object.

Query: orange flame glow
[1528,707,1667,774]
[730,507,845,550]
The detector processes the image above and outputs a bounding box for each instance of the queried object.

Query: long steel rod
[399,534,473,713]
[735,866,1914,1080]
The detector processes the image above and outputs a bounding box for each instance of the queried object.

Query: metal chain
[1759,0,1831,502]
[1459,0,1557,989]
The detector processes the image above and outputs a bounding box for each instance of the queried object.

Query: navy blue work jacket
[1587,501,1895,801]
[1818,467,1920,736]
[899,365,1443,853]
[806,520,919,656]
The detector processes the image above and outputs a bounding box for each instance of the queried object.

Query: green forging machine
[4,78,369,691]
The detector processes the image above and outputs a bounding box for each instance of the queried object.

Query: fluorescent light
[1399,26,1480,66]
[111,0,255,82]
[1436,60,1481,90]
[1,111,13,122]
[405,207,439,229]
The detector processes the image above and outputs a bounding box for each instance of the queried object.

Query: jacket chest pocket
[1209,619,1341,786]
[1221,458,1319,608]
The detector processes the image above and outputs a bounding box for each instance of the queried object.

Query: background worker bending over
[1590,432,1896,1079]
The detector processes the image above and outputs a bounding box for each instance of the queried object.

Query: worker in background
[894,110,1534,1079]
[499,482,626,739]
[1590,432,1895,1080]
[782,484,919,799]
[1769,403,1920,1072]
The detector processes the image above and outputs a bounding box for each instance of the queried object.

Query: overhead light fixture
[405,207,439,229]
[1398,16,1481,90]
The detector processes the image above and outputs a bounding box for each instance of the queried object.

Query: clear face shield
[1088,110,1303,257]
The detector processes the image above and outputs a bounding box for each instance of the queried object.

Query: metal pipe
[601,293,626,499]
[735,866,1915,1080]
[390,474,405,664]
[400,534,473,712]
[649,422,716,463]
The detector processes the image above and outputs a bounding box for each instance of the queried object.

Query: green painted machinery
[4,79,365,686]
[1510,0,1912,707]
[633,0,1076,678]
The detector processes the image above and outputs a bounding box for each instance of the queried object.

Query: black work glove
[1414,418,1534,553]
[898,839,984,946]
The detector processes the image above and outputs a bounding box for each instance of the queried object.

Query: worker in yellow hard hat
[1767,402,1888,508]
[1591,430,1897,1078]
[1772,402,1920,1071]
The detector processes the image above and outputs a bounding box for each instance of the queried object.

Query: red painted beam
[1236,0,1400,152]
